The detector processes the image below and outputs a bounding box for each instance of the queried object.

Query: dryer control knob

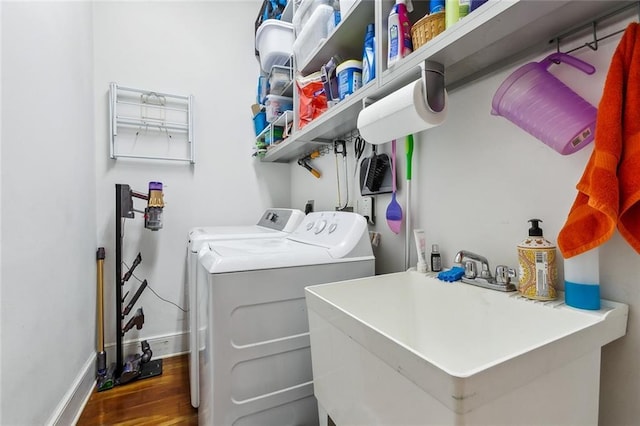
[306,222,314,231]
[314,220,327,234]
[328,223,337,234]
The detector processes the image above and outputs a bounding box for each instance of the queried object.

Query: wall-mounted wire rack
[551,1,640,54]
[109,83,194,164]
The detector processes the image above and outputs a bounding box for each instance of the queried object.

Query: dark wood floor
[77,355,198,425]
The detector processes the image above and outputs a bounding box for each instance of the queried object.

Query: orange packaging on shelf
[296,72,327,129]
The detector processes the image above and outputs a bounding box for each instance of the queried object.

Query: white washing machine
[197,211,375,426]
[187,209,305,408]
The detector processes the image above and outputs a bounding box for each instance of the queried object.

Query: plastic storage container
[337,60,362,99]
[257,75,269,104]
[253,111,268,135]
[293,0,332,35]
[255,20,295,73]
[491,52,597,155]
[269,65,292,96]
[293,4,335,68]
[265,94,293,123]
[264,126,284,145]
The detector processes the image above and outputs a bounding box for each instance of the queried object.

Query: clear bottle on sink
[564,247,600,310]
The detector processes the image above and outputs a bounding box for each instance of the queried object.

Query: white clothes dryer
[197,211,374,426]
[187,208,304,407]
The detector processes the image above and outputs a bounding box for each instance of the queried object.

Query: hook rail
[552,1,640,55]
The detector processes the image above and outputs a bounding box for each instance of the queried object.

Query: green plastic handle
[406,134,414,181]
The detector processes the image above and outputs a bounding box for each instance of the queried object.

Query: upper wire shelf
[109,83,195,164]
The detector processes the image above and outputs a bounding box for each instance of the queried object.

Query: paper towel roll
[357,78,448,144]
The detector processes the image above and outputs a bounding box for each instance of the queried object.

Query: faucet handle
[480,262,492,279]
[495,265,517,285]
[464,260,477,279]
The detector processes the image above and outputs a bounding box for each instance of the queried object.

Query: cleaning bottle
[431,244,442,272]
[430,0,445,13]
[564,247,600,310]
[362,23,375,85]
[517,219,558,300]
[387,0,413,68]
[445,0,460,28]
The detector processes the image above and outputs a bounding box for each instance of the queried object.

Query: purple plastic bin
[491,52,597,155]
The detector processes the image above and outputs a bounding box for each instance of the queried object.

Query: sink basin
[305,271,628,425]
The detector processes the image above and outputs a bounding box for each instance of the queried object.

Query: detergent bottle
[387,0,413,68]
[517,219,558,300]
[362,23,375,85]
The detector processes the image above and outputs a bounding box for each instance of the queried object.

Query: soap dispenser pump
[517,219,558,300]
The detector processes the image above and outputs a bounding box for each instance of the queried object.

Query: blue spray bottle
[362,23,375,85]
[387,0,413,68]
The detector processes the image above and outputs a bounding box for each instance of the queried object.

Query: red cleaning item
[297,77,327,129]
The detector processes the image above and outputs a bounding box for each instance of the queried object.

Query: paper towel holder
[360,60,445,114]
[421,60,446,113]
[357,60,447,145]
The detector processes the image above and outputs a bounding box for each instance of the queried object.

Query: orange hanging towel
[558,22,640,258]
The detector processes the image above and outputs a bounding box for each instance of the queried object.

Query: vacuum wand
[121,252,142,284]
[96,247,106,376]
[123,280,148,316]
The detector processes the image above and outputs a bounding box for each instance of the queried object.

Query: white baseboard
[105,330,189,361]
[47,331,189,425]
[47,353,96,426]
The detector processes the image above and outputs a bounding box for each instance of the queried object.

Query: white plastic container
[268,65,292,96]
[337,59,362,99]
[293,4,334,68]
[255,20,295,73]
[293,0,332,35]
[265,94,293,123]
[340,0,357,17]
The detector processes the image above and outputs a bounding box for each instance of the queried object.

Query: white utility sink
[305,271,628,425]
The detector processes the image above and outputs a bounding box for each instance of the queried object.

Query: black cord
[122,263,188,313]
[354,135,366,162]
[145,283,188,313]
[120,215,187,313]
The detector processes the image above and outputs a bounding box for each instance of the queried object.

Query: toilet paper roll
[357,78,448,144]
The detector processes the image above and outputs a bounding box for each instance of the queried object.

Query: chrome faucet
[454,250,517,292]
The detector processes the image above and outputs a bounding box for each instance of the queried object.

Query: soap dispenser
[517,219,558,300]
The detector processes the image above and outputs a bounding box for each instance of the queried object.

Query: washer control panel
[256,208,305,232]
[289,211,367,249]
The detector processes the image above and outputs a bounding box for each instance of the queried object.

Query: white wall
[291,13,640,426]
[0,0,4,415]
[1,2,96,424]
[92,1,290,356]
